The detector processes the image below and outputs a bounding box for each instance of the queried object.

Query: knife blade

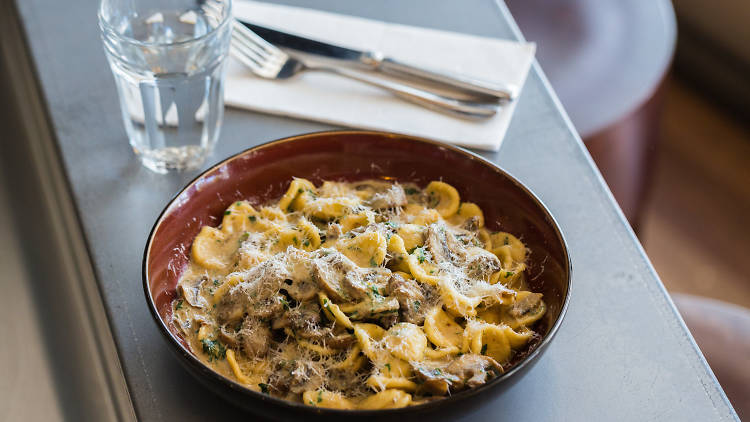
[239,21,517,101]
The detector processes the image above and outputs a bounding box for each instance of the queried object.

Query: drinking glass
[99,0,232,173]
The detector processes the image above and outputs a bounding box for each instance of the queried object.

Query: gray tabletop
[12,0,738,420]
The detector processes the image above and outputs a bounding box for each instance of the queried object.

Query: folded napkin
[225,1,535,151]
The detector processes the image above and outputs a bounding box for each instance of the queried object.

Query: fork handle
[311,66,499,119]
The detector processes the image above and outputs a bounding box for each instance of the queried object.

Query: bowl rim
[143,129,572,416]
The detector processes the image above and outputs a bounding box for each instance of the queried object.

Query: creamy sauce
[172,178,546,409]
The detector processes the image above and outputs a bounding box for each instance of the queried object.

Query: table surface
[13,0,738,420]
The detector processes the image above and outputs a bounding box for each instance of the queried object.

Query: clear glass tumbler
[99,0,232,173]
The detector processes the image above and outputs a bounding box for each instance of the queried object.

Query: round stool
[673,293,750,419]
[506,0,676,230]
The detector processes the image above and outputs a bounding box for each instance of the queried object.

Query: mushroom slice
[238,317,271,358]
[509,291,546,327]
[386,273,426,325]
[445,354,503,388]
[284,277,318,302]
[177,275,209,308]
[311,249,359,302]
[464,247,502,280]
[413,365,461,396]
[368,184,407,209]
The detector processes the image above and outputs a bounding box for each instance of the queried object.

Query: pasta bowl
[143,130,571,420]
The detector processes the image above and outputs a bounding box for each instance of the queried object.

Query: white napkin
[225,1,536,151]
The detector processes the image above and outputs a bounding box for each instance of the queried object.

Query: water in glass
[100,1,231,173]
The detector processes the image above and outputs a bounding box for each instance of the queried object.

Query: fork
[227,21,499,119]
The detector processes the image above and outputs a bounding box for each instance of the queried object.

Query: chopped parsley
[414,247,427,264]
[213,279,220,286]
[322,298,332,313]
[317,390,323,403]
[248,215,257,222]
[404,187,419,195]
[200,338,226,362]
[303,238,310,247]
[280,297,290,310]
[292,236,299,245]
[369,257,378,267]
[413,300,421,311]
[369,285,382,297]
[428,191,441,207]
[503,236,510,245]
[175,300,183,310]
[224,210,231,215]
[258,383,269,394]
[505,271,515,278]
[481,344,488,355]
[385,363,391,371]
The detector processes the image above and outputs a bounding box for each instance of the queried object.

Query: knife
[238,21,518,101]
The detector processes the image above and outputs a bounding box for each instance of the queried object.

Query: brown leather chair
[506,0,676,230]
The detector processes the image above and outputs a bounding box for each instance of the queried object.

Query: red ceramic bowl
[144,130,571,420]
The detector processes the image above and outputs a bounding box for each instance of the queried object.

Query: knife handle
[311,65,499,119]
[373,57,518,101]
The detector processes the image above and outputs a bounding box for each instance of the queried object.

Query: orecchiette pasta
[424,307,464,349]
[191,226,234,270]
[172,178,546,409]
[425,181,461,217]
[303,390,355,409]
[335,230,387,268]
